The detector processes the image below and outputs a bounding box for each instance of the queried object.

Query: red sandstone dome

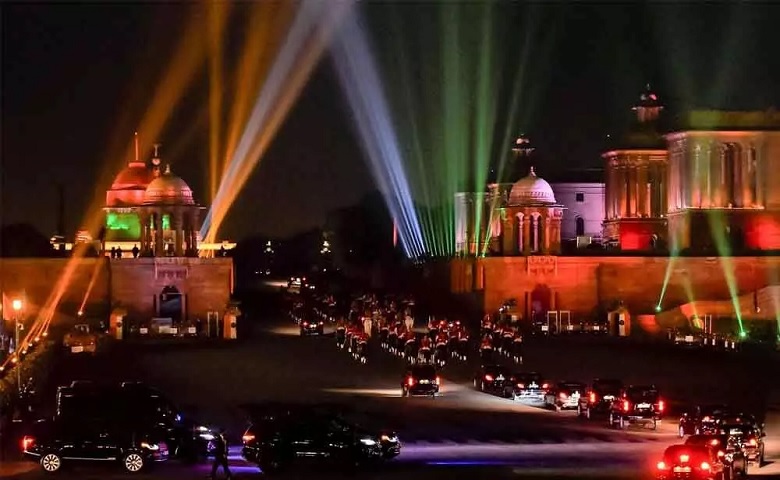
[143,165,195,205]
[110,162,155,190]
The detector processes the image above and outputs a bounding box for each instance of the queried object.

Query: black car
[609,384,664,430]
[544,381,585,411]
[56,381,214,461]
[300,318,324,336]
[678,404,732,437]
[473,365,510,395]
[23,417,168,474]
[401,365,440,398]
[655,444,728,480]
[684,434,748,477]
[508,372,548,402]
[241,410,400,472]
[578,378,623,419]
[718,422,765,466]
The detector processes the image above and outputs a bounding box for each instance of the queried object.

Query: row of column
[138,209,200,257]
[669,140,762,211]
[606,160,667,220]
[515,213,551,255]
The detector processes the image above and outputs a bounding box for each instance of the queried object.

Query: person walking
[210,429,233,479]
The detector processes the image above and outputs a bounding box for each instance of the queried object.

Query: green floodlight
[655,305,662,313]
[739,331,747,338]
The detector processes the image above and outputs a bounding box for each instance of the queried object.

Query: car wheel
[430,392,436,399]
[651,419,658,431]
[619,417,626,429]
[678,425,685,438]
[123,452,145,473]
[608,413,614,427]
[742,461,749,476]
[401,388,407,397]
[554,403,561,412]
[586,408,591,420]
[480,381,485,392]
[577,404,582,417]
[40,452,63,473]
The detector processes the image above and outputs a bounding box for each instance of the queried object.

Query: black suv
[684,434,748,477]
[608,384,664,430]
[578,378,623,419]
[473,365,510,396]
[22,417,168,474]
[401,365,440,398]
[678,404,732,437]
[241,409,400,472]
[300,318,324,336]
[718,420,765,466]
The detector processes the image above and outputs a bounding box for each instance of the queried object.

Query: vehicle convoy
[545,381,585,411]
[718,420,765,466]
[55,381,215,461]
[684,434,748,477]
[609,384,664,430]
[679,404,732,437]
[62,324,99,354]
[655,444,730,480]
[401,364,440,398]
[578,378,624,419]
[300,318,324,336]
[22,417,168,474]
[241,407,400,473]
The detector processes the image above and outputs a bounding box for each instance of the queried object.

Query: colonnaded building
[1,138,234,328]
[451,87,780,329]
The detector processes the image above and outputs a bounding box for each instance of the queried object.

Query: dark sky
[2,3,780,241]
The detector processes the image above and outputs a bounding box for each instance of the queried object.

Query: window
[575,217,585,237]
[575,192,584,203]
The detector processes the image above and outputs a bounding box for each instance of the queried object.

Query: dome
[143,165,195,205]
[110,162,154,190]
[508,167,557,205]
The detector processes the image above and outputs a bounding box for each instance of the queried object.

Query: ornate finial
[529,166,536,176]
[153,143,161,157]
[164,164,171,175]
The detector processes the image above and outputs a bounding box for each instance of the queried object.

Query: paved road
[7,309,780,479]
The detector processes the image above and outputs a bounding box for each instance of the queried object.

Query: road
[6,303,780,479]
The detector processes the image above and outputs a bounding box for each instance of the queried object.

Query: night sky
[2,3,780,241]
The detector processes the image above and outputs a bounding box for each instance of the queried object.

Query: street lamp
[12,299,23,389]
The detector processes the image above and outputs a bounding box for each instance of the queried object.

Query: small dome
[143,165,195,205]
[111,162,154,190]
[509,167,557,205]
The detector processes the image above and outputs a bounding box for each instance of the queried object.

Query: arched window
[575,217,585,237]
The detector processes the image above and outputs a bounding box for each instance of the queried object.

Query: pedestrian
[210,428,232,479]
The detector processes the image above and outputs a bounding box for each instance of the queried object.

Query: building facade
[550,182,605,244]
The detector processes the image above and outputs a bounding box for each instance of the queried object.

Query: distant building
[549,175,605,246]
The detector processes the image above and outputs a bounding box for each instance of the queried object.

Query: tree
[0,224,56,257]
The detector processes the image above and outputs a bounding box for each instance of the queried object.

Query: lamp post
[12,299,23,389]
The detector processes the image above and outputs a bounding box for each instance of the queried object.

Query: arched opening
[530,284,552,322]
[159,285,183,323]
[575,217,585,237]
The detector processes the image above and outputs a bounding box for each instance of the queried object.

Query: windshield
[700,405,729,416]
[516,373,542,384]
[627,387,658,402]
[412,366,436,378]
[722,425,751,436]
[685,435,727,447]
[561,383,584,392]
[663,445,709,462]
[593,380,622,393]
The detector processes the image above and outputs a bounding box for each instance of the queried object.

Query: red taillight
[407,377,415,387]
[542,383,549,389]
[748,438,758,447]
[21,436,35,451]
[717,450,725,458]
[559,392,568,399]
[700,462,710,470]
[589,392,596,403]
[242,434,255,443]
[658,400,665,412]
[679,454,690,463]
[435,376,441,385]
[485,374,494,382]
[622,400,630,412]
[656,461,668,470]
[303,322,309,327]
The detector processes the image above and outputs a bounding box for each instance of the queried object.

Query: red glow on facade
[618,222,656,250]
[745,215,780,250]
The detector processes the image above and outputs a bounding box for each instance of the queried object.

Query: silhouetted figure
[210,429,232,479]
[110,247,117,258]
[132,245,140,258]
[116,246,123,258]
[167,243,175,256]
[219,246,227,257]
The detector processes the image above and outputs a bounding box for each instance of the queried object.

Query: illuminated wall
[105,211,142,242]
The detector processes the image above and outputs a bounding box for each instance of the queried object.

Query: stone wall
[0,257,233,324]
[451,255,780,318]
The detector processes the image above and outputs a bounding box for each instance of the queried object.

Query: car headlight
[360,438,377,446]
[199,433,215,441]
[141,442,159,451]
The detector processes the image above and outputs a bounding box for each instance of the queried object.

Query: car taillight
[717,450,725,458]
[679,454,689,463]
[559,392,568,399]
[702,416,710,422]
[656,461,668,470]
[517,383,525,388]
[319,322,324,326]
[303,322,309,326]
[435,376,441,384]
[407,377,415,387]
[21,436,35,451]
[242,434,255,443]
[748,438,757,447]
[542,383,549,389]
[700,462,710,470]
[589,392,596,403]
[657,400,665,412]
[622,400,630,412]
[485,374,494,382]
